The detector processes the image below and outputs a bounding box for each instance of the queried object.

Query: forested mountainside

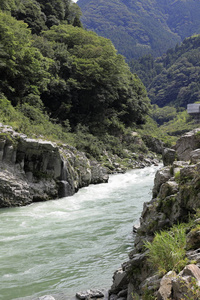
[77,0,200,59]
[1,0,83,33]
[130,34,200,108]
[0,0,150,162]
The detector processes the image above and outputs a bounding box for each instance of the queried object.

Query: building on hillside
[187,103,200,122]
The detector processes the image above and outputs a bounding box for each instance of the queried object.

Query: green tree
[0,0,16,11]
[0,11,51,106]
[42,24,150,132]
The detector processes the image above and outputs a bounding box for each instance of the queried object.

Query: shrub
[145,224,188,274]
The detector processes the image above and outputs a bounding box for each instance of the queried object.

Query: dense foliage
[130,35,200,108]
[145,224,188,274]
[1,0,82,34]
[0,4,150,159]
[78,0,200,60]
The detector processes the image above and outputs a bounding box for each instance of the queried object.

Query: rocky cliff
[109,128,200,300]
[0,123,108,208]
[0,123,161,208]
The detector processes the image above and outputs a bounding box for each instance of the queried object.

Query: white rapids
[0,165,160,300]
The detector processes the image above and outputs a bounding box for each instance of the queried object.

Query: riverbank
[109,128,200,300]
[0,166,159,300]
[0,123,160,208]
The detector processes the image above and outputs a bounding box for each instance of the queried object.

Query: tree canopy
[78,0,200,60]
[146,35,200,108]
[0,6,150,148]
[0,0,82,34]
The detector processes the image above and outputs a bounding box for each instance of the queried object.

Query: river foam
[0,165,160,300]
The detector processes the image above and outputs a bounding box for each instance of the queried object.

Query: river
[0,165,160,300]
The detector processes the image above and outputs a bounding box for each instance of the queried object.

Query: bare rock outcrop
[175,128,200,161]
[0,124,108,207]
[109,128,200,300]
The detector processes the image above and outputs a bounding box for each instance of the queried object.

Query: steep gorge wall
[109,128,200,300]
[0,123,108,208]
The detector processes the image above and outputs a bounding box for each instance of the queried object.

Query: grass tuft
[144,224,188,274]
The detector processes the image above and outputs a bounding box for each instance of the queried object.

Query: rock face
[175,128,200,161]
[0,124,108,207]
[109,128,200,300]
[162,148,176,166]
[142,135,163,155]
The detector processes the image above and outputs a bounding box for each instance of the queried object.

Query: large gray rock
[0,124,109,207]
[187,249,200,268]
[157,271,176,300]
[190,149,200,164]
[172,276,191,300]
[90,160,109,184]
[162,148,176,166]
[140,273,161,294]
[152,167,171,198]
[76,289,104,299]
[38,296,55,300]
[158,181,179,200]
[109,268,128,294]
[181,263,200,280]
[172,264,200,300]
[180,165,196,183]
[0,169,32,207]
[175,128,200,161]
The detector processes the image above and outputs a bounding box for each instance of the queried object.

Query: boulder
[181,264,200,280]
[38,296,55,300]
[175,128,200,161]
[186,228,200,250]
[158,181,178,200]
[0,169,32,207]
[172,276,191,300]
[172,264,200,300]
[76,289,104,299]
[187,249,200,267]
[152,167,171,198]
[190,149,200,164]
[180,165,196,183]
[172,161,189,177]
[157,271,176,300]
[109,269,128,294]
[90,160,109,184]
[162,148,176,166]
[140,273,161,293]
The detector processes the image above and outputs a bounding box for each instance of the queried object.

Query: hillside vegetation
[0,0,150,162]
[130,35,200,108]
[77,0,200,59]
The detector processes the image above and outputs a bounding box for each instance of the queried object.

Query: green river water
[0,165,159,300]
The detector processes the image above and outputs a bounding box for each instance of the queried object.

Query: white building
[187,103,200,122]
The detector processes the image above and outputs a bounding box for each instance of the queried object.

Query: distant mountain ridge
[130,34,200,108]
[77,0,200,59]
[148,34,200,108]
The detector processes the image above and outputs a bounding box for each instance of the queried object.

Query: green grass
[0,97,75,145]
[144,224,188,274]
[139,110,200,148]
